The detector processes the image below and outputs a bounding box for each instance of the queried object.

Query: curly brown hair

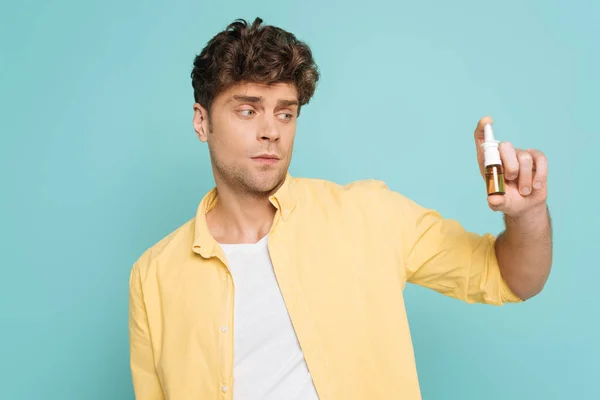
[191,17,320,116]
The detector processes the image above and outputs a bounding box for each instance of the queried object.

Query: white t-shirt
[220,235,320,400]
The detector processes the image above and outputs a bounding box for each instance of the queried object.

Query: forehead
[217,82,299,104]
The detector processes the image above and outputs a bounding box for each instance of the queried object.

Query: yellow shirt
[129,174,522,400]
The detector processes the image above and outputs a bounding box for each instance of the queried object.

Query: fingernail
[522,187,531,195]
[534,181,543,189]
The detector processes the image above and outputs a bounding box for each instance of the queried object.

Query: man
[128,17,552,400]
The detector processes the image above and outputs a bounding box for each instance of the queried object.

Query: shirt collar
[192,173,296,258]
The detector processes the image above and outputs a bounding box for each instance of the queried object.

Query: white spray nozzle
[483,124,495,143]
[481,123,502,166]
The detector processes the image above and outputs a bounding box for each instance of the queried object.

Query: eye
[238,109,256,118]
[277,112,294,121]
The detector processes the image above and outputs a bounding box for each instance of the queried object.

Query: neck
[206,180,281,245]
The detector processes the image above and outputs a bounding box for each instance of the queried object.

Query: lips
[252,154,280,164]
[252,154,279,160]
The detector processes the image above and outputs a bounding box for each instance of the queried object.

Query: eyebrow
[277,99,299,107]
[230,95,262,104]
[229,95,299,108]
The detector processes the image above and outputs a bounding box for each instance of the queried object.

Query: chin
[248,170,286,193]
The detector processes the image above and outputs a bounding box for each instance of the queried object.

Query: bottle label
[485,166,505,195]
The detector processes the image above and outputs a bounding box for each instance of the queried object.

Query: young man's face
[194,82,299,196]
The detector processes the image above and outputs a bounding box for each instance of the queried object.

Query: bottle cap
[480,124,502,167]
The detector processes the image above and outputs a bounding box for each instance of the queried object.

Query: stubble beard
[210,149,288,200]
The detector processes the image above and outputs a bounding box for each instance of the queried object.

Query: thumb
[474,116,494,177]
[487,193,508,212]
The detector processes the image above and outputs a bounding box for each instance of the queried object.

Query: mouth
[251,154,280,165]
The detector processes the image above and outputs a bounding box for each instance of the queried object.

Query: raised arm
[495,206,552,300]
[474,116,552,300]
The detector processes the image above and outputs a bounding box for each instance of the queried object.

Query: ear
[193,103,210,142]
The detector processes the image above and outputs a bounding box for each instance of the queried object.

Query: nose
[257,118,280,142]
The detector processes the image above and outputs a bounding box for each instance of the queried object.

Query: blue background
[1,0,598,398]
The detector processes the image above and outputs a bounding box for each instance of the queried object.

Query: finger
[499,142,519,181]
[517,150,534,196]
[474,116,494,145]
[487,193,507,212]
[474,116,494,176]
[527,149,548,190]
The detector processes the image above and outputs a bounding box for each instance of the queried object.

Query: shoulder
[292,176,389,196]
[130,217,196,278]
[290,176,436,234]
[291,176,412,208]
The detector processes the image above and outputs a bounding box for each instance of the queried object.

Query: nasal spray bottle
[481,124,505,196]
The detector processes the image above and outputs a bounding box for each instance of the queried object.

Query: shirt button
[221,326,228,333]
[221,385,229,393]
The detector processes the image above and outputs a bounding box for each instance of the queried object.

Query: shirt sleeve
[129,261,165,399]
[379,183,523,305]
